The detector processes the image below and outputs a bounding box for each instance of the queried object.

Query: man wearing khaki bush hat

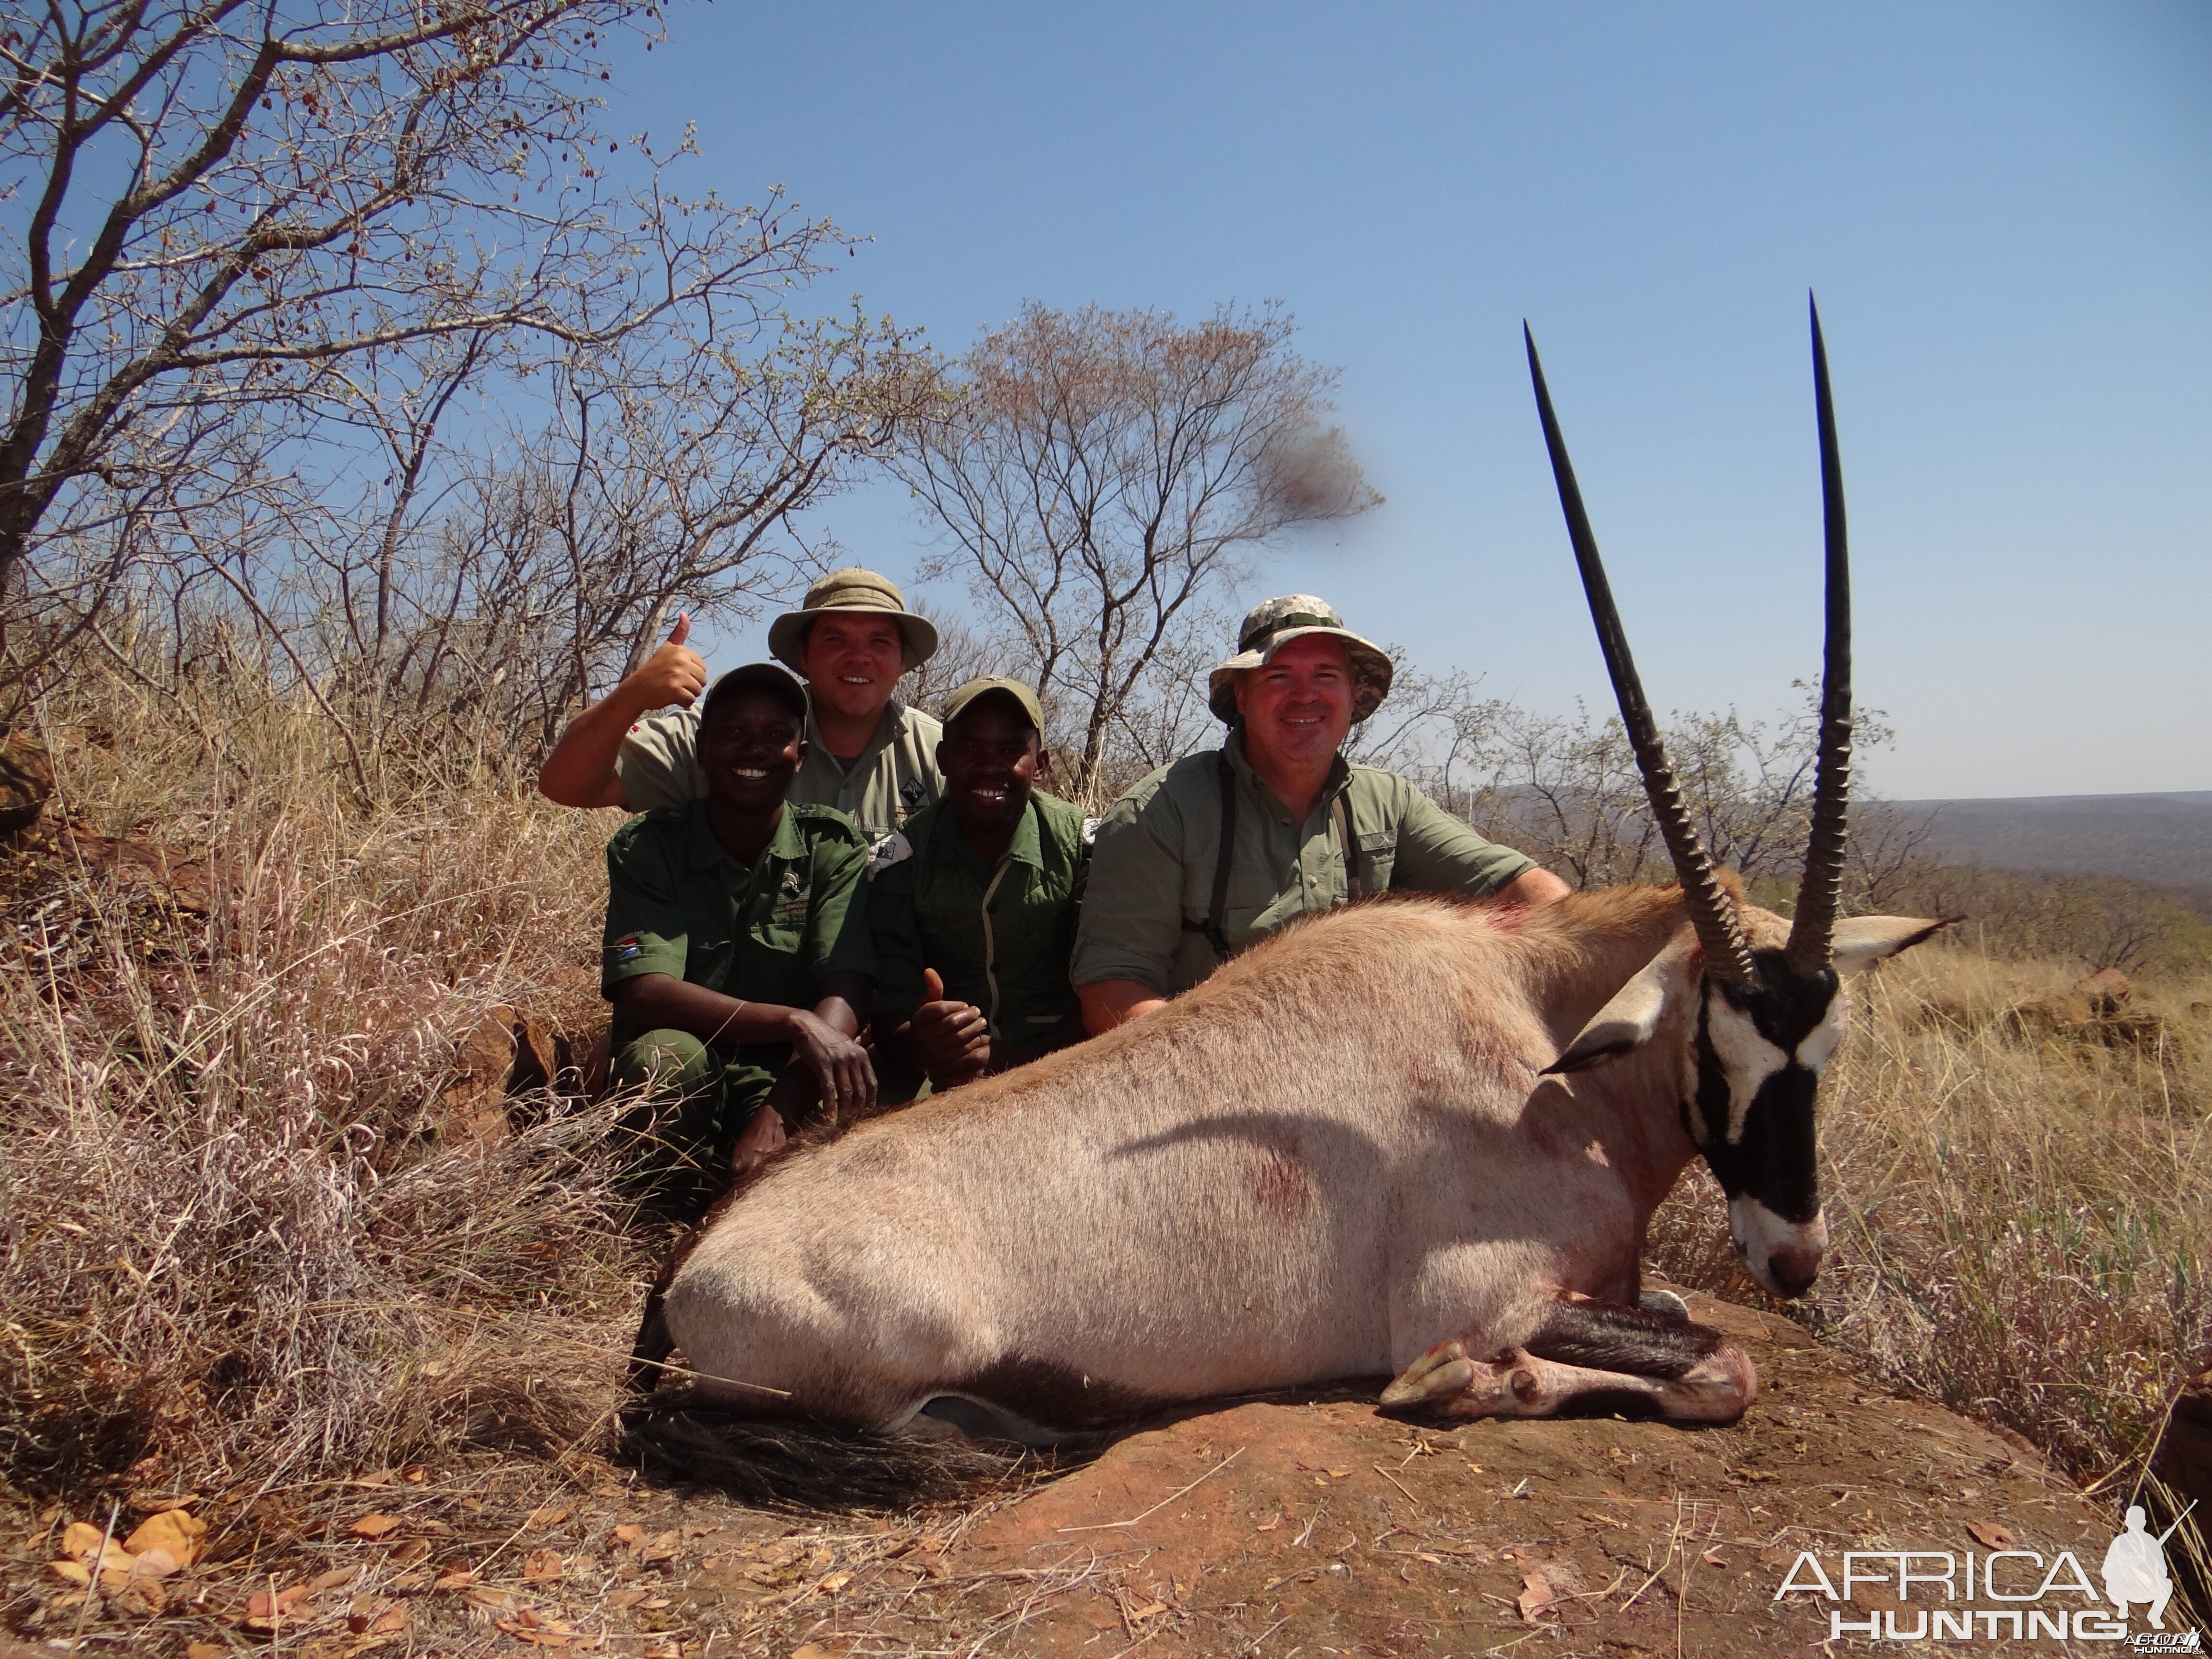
[538,567,945,841]
[1072,594,1568,1031]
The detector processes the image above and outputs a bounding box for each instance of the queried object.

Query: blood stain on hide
[1250,1146,1315,1217]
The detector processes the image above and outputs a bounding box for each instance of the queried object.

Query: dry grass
[1648,939,2212,1496]
[2,675,647,1513]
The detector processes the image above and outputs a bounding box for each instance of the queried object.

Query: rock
[434,1006,573,1144]
[2005,967,2169,1050]
[0,729,53,834]
[2155,1368,2212,1510]
[2066,967,2133,1020]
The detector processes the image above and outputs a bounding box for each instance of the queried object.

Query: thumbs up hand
[628,611,709,712]
[909,967,991,1090]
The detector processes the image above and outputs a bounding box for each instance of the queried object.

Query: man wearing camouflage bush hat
[1072,594,1568,1031]
[538,567,944,842]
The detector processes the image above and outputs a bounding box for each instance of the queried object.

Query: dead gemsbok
[644,299,1948,1442]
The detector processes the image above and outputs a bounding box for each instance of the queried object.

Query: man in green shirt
[601,662,877,1191]
[540,568,945,842]
[868,677,1091,1097]
[1073,595,1570,1031]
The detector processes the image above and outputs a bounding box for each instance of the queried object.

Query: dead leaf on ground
[792,1647,835,1659]
[610,1522,644,1549]
[466,1584,516,1612]
[369,1605,409,1635]
[124,1508,207,1564]
[500,1609,577,1647]
[606,1587,648,1610]
[187,1645,227,1659]
[638,1528,682,1564]
[1128,1600,1169,1620]
[311,1564,359,1591]
[527,1502,575,1529]
[349,1512,403,1539]
[126,1545,180,1579]
[1967,1518,2018,1549]
[434,1567,477,1590]
[387,1538,430,1566]
[1702,1549,1729,1567]
[1517,1571,1557,1623]
[522,1548,563,1582]
[243,1583,313,1630]
[122,1579,170,1615]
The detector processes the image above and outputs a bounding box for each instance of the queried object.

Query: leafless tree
[0,0,841,701]
[899,301,1380,793]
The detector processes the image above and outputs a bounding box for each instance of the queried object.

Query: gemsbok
[638,298,1948,1443]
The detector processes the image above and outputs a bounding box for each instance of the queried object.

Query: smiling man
[539,568,944,842]
[1073,595,1568,1032]
[601,662,878,1194]
[867,677,1090,1097]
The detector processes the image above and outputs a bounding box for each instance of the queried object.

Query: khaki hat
[1207,594,1394,723]
[941,676,1046,736]
[767,567,939,672]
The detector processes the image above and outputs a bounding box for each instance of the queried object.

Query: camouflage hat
[941,676,1046,737]
[767,567,939,672]
[1207,595,1394,724]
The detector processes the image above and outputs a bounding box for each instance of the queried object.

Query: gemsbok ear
[1543,933,1698,1075]
[1830,915,1958,976]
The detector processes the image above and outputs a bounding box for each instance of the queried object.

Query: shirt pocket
[1358,829,1397,890]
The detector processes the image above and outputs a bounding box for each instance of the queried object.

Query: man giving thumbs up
[537,570,945,842]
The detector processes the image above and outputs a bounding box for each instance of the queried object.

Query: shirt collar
[683,798,805,872]
[805,695,908,778]
[1222,731,1352,825]
[938,792,1046,879]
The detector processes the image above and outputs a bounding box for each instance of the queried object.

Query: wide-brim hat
[1207,594,1394,724]
[767,567,938,672]
[942,676,1046,736]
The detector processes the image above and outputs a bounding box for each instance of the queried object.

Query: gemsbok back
[639,298,1949,1446]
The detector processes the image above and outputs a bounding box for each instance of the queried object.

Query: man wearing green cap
[867,677,1090,1096]
[600,661,878,1191]
[1073,595,1569,1031]
[538,568,945,842]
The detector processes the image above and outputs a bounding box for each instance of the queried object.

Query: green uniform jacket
[867,791,1091,1041]
[615,698,944,841]
[1071,734,1537,996]
[601,800,877,1071]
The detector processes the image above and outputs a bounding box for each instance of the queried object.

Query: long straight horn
[1786,294,1852,973]
[1524,323,1756,986]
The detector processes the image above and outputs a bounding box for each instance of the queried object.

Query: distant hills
[1883,790,2212,889]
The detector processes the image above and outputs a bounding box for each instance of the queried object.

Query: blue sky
[605,2,2210,800]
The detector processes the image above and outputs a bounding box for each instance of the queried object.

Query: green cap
[767,567,939,672]
[1207,594,1394,723]
[941,676,1046,736]
[700,660,809,725]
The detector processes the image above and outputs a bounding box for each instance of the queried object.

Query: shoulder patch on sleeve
[1082,816,1100,846]
[867,830,914,877]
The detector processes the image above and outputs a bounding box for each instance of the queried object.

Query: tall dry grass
[1649,943,2212,1494]
[1,672,645,1507]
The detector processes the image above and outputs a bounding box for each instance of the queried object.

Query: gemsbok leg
[1381,1293,1756,1422]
